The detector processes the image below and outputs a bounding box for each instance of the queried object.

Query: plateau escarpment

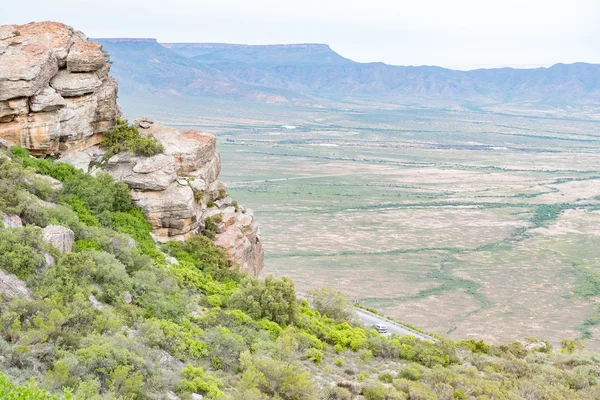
[0,22,263,276]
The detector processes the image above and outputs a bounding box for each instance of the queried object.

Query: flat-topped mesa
[62,118,264,277]
[0,22,118,155]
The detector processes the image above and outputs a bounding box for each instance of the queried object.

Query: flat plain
[122,96,600,349]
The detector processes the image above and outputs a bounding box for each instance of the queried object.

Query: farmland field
[122,96,600,349]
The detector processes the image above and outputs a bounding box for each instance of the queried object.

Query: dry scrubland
[123,97,600,350]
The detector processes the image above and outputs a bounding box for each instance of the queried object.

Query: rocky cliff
[0,22,263,276]
[0,22,118,155]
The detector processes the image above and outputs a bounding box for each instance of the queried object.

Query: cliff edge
[0,22,118,155]
[0,22,263,276]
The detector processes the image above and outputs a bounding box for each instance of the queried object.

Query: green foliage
[112,208,164,262]
[3,147,600,400]
[531,203,572,227]
[307,287,354,323]
[228,275,298,326]
[240,346,317,400]
[304,348,324,365]
[398,366,421,381]
[0,227,51,279]
[178,365,224,399]
[202,216,219,239]
[101,117,164,160]
[327,323,367,351]
[457,339,490,354]
[163,235,229,276]
[560,339,585,354]
[379,372,394,383]
[204,326,247,371]
[0,372,59,399]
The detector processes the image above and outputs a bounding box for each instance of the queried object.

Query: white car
[372,324,388,333]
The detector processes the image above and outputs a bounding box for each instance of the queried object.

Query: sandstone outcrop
[0,22,263,277]
[0,22,118,155]
[61,119,264,276]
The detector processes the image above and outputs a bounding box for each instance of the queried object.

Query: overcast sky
[2,0,599,70]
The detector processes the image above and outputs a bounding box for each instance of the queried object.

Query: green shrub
[379,372,394,383]
[101,117,164,161]
[202,216,218,239]
[203,326,248,371]
[0,372,59,399]
[0,227,51,279]
[398,366,421,381]
[228,275,298,326]
[307,287,354,323]
[305,348,324,365]
[177,365,224,399]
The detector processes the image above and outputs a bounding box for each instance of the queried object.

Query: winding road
[355,308,438,342]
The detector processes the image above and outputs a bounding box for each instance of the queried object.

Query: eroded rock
[0,268,32,299]
[42,225,74,253]
[0,22,263,277]
[2,213,23,228]
[67,40,105,72]
[0,21,118,155]
[100,119,264,275]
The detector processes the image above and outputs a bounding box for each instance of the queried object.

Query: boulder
[50,69,103,97]
[67,40,105,72]
[2,213,22,228]
[104,153,177,191]
[42,225,74,253]
[88,295,104,310]
[0,22,78,101]
[123,291,133,304]
[30,86,67,112]
[0,268,32,299]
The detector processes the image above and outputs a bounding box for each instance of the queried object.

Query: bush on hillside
[101,117,164,160]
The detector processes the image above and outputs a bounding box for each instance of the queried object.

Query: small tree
[307,287,355,323]
[228,275,298,326]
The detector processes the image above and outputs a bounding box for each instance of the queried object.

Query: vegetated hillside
[0,145,600,399]
[97,39,600,110]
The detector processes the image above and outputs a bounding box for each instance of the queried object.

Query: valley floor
[122,96,600,350]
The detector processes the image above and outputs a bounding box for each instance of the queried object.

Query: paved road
[355,308,438,342]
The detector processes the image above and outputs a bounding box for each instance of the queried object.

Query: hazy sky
[2,0,599,70]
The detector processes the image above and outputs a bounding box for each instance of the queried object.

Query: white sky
[2,0,599,70]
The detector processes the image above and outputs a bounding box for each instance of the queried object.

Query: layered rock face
[0,22,264,277]
[0,22,118,155]
[62,119,264,277]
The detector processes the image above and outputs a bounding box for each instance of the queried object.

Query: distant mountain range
[97,38,600,111]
